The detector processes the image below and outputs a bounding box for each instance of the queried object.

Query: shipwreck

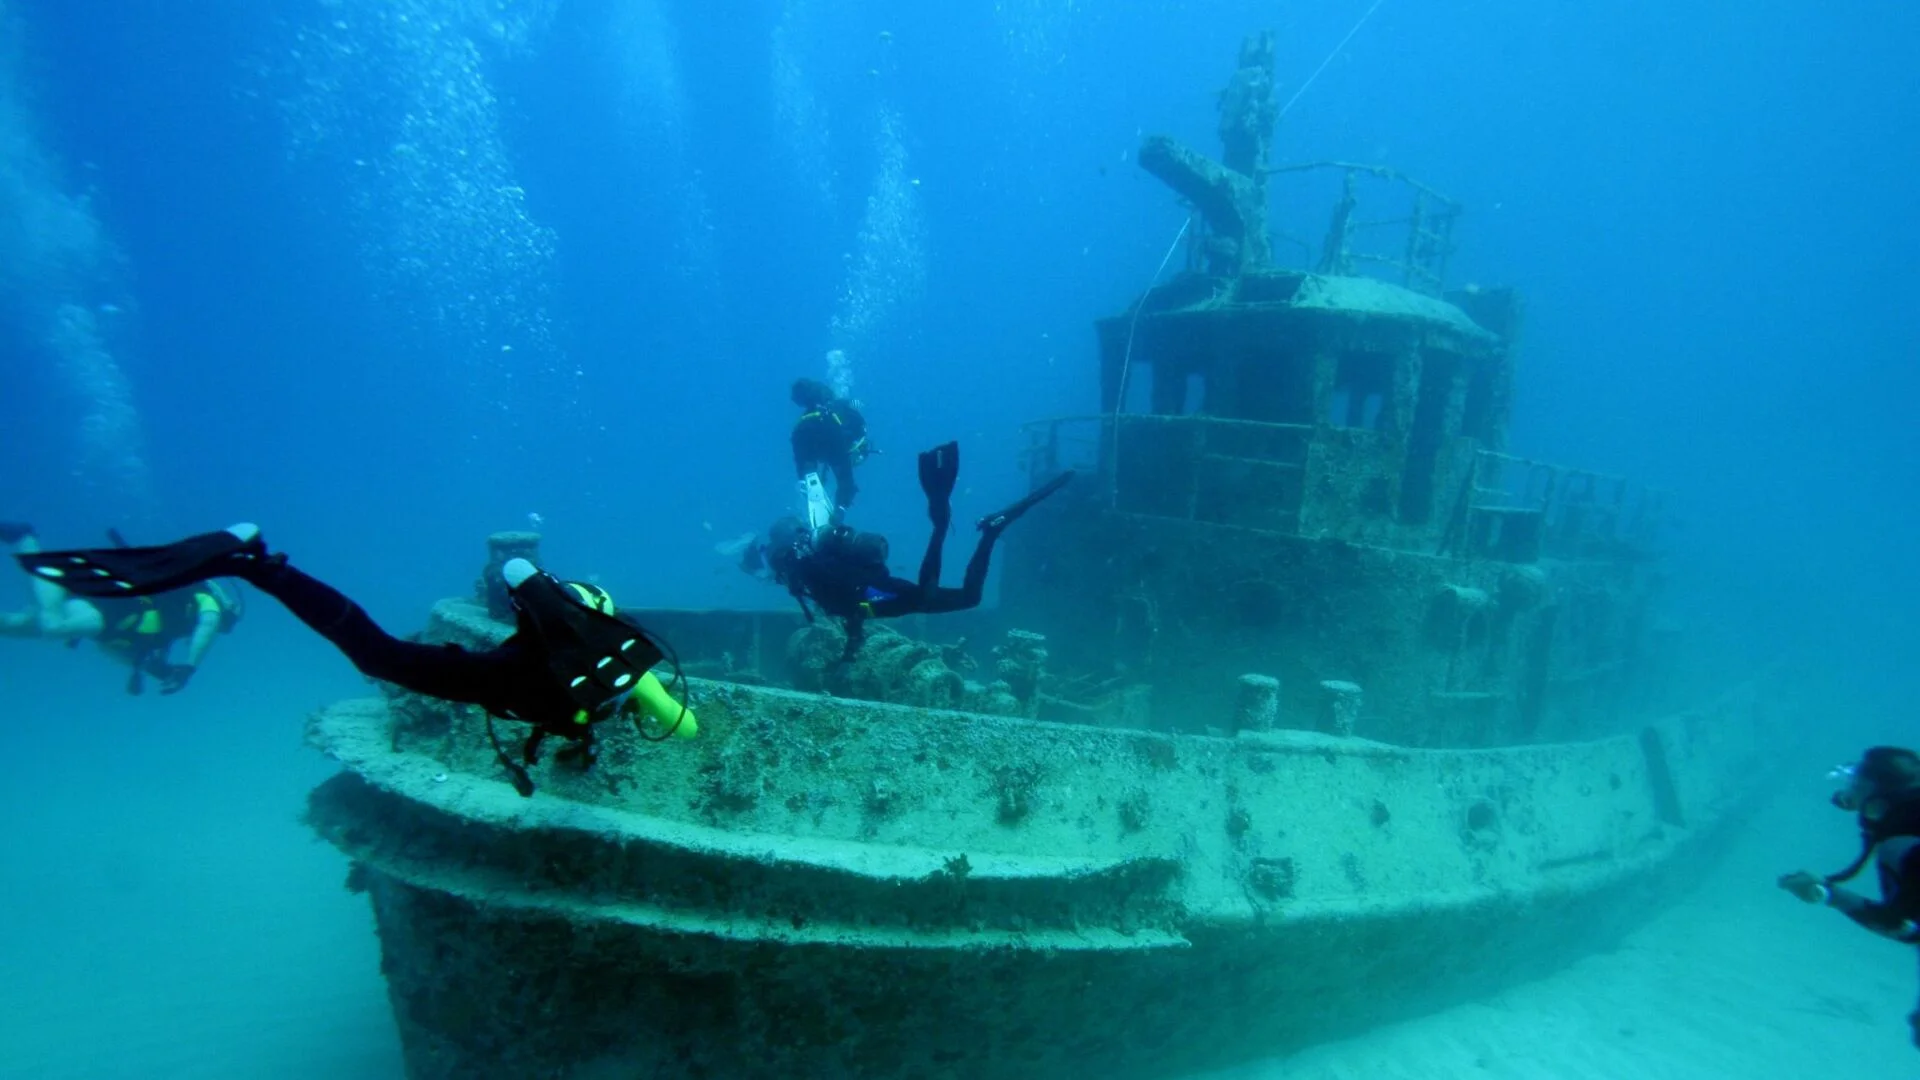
[302,33,1779,1080]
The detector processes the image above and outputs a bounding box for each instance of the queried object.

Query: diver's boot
[15,523,270,599]
[0,522,34,546]
[978,471,1075,537]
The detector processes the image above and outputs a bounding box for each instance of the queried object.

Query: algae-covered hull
[305,600,1778,1079]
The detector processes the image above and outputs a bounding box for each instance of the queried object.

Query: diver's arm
[182,608,223,667]
[840,610,866,660]
[830,455,859,510]
[1825,888,1920,942]
[1827,838,1920,941]
[787,582,815,624]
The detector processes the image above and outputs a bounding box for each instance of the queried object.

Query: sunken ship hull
[308,604,1773,1079]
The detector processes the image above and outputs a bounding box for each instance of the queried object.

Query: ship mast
[1137,31,1278,277]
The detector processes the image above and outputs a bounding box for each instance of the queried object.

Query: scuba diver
[1,522,243,695]
[763,441,1072,652]
[1779,745,1920,1049]
[13,524,697,797]
[790,376,871,523]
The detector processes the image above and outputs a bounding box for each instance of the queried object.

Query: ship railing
[1447,449,1667,562]
[1266,161,1461,296]
[1022,413,1315,530]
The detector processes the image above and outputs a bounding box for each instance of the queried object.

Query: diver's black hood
[1828,786,1920,884]
[1862,787,1920,843]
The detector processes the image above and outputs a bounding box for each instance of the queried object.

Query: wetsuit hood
[791,377,835,409]
[1829,784,1920,885]
[1863,788,1920,843]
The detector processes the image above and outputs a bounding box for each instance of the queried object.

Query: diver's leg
[915,443,959,593]
[956,529,1002,609]
[911,587,976,616]
[917,523,948,595]
[2,530,104,640]
[241,559,508,708]
[976,470,1075,535]
[38,598,105,640]
[8,531,71,619]
[832,455,859,511]
[874,544,992,616]
[0,598,104,640]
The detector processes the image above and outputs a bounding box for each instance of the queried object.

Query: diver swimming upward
[790,376,871,520]
[14,525,697,796]
[763,441,1073,653]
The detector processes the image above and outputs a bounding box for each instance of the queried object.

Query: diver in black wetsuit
[1779,745,1920,1049]
[790,377,871,515]
[15,525,697,796]
[765,441,1072,651]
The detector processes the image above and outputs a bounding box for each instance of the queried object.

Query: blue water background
[0,0,1915,1075]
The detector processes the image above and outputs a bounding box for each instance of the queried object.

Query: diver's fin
[978,471,1075,535]
[918,441,960,506]
[800,472,835,535]
[15,524,267,599]
[503,558,664,718]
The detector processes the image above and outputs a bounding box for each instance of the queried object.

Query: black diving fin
[918,442,960,503]
[15,524,268,599]
[503,559,664,718]
[918,441,960,526]
[979,471,1076,535]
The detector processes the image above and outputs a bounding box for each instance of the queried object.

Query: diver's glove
[156,663,195,695]
[1777,870,1831,904]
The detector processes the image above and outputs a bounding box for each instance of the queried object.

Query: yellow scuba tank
[631,671,699,739]
[555,578,698,738]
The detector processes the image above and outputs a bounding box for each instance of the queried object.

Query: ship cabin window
[1232,346,1314,424]
[1330,351,1395,431]
[1182,371,1207,415]
[1144,357,1201,415]
[1137,334,1210,416]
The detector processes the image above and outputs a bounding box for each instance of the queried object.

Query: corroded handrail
[1265,161,1461,294]
[1461,449,1667,559]
[1020,413,1317,480]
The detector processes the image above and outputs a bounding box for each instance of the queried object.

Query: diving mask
[1830,762,1871,812]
